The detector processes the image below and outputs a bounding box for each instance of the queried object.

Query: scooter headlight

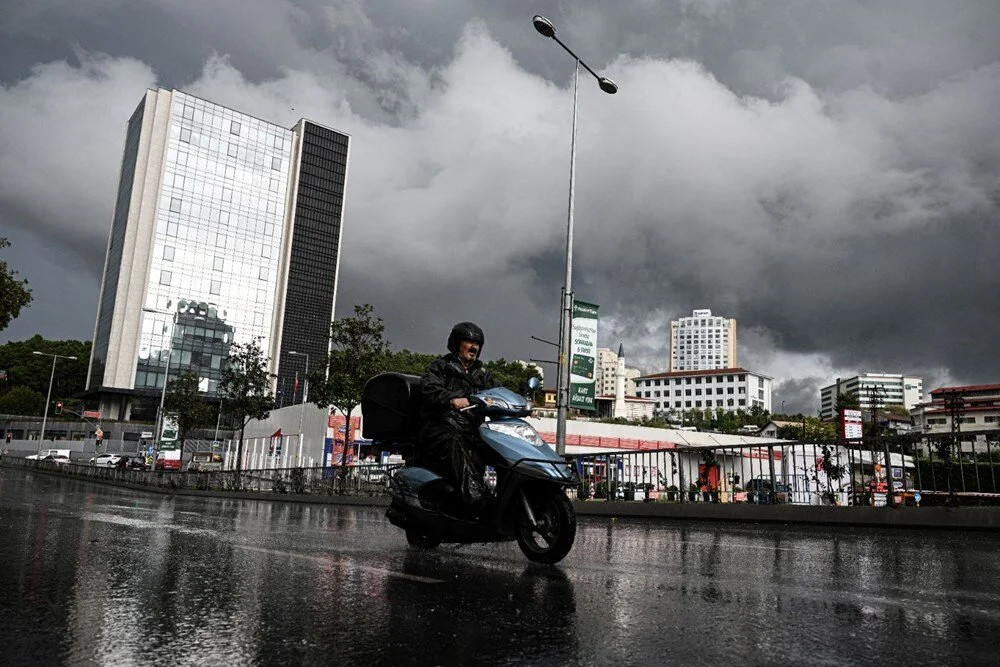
[484,421,546,447]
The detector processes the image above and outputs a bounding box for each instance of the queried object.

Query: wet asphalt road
[2,467,999,666]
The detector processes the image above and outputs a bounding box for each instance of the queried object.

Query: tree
[219,339,274,474]
[483,358,543,398]
[0,238,32,332]
[835,391,861,413]
[384,349,436,376]
[0,385,45,416]
[308,304,390,464]
[776,417,836,441]
[165,369,213,449]
[0,336,91,399]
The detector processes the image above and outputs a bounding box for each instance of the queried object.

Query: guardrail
[569,430,1000,507]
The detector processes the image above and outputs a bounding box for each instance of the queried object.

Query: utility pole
[943,389,965,505]
[867,385,892,506]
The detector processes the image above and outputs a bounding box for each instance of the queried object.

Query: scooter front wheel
[515,488,576,564]
[405,528,441,549]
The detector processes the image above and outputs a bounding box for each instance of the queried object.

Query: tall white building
[668,309,737,371]
[634,367,772,415]
[596,346,640,397]
[85,88,350,421]
[819,373,923,420]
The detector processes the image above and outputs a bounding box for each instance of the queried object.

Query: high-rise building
[668,309,737,371]
[85,88,350,421]
[819,373,923,420]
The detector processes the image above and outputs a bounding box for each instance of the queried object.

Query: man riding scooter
[418,322,498,516]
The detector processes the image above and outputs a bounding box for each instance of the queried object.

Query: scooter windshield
[471,387,532,417]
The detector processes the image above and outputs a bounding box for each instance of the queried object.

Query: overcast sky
[2,0,998,413]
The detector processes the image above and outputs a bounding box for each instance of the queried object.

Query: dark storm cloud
[2,1,999,414]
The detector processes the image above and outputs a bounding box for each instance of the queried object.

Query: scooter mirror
[523,376,541,395]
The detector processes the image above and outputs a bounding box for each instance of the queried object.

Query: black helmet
[448,321,485,356]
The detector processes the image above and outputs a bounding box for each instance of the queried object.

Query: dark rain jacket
[420,353,497,422]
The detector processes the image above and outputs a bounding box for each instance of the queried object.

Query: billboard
[841,408,863,439]
[569,300,599,411]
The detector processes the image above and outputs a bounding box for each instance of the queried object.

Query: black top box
[361,373,423,441]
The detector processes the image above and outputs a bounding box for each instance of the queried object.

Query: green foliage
[0,385,46,416]
[165,369,213,445]
[483,358,543,397]
[309,304,390,463]
[384,349,437,375]
[835,391,861,412]
[0,336,91,399]
[916,456,999,494]
[883,404,910,418]
[776,417,836,441]
[0,238,33,332]
[219,338,275,472]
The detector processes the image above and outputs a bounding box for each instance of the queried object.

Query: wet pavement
[2,467,999,666]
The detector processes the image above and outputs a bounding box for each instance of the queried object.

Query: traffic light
[54,401,63,415]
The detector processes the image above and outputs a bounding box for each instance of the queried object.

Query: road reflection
[2,468,1000,665]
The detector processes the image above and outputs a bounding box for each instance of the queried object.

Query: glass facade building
[86,89,349,421]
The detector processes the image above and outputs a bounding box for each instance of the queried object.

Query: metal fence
[0,455,397,497]
[569,430,1000,507]
[5,428,999,507]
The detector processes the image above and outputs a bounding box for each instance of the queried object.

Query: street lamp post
[532,14,617,455]
[143,305,178,471]
[289,350,309,467]
[32,351,78,455]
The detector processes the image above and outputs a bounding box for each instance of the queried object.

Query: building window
[163,246,175,261]
[213,256,224,271]
[209,280,221,295]
[182,105,194,120]
[231,120,241,135]
[228,142,238,157]
[159,270,172,286]
[271,156,282,170]
[180,127,191,143]
[738,399,746,406]
[169,197,182,213]
[258,267,268,280]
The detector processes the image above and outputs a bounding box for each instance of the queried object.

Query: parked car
[39,453,71,466]
[744,478,791,504]
[113,455,146,470]
[26,448,72,461]
[90,453,125,467]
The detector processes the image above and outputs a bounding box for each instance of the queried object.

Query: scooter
[361,374,579,564]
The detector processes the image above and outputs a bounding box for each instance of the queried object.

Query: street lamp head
[33,350,44,356]
[532,15,556,38]
[598,76,618,94]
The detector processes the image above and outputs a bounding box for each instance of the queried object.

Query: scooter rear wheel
[405,529,441,549]
[515,488,576,564]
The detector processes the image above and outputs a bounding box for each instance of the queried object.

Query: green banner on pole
[569,300,598,411]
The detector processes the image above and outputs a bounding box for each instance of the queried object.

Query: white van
[26,449,72,461]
